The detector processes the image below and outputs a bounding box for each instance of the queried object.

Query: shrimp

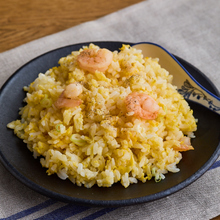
[174,137,194,151]
[125,92,160,120]
[54,83,83,109]
[77,48,113,73]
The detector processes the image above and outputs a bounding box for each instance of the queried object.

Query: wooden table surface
[1,1,220,219]
[0,0,143,53]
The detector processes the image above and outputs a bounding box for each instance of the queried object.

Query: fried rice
[7,44,197,188]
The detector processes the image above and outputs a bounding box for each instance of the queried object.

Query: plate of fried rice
[0,41,220,206]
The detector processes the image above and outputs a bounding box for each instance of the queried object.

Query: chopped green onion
[155,174,162,182]
[152,168,163,183]
[55,124,62,132]
[70,134,87,146]
[151,167,156,176]
[155,177,162,182]
[40,95,52,108]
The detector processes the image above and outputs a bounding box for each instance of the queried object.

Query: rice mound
[7,44,197,188]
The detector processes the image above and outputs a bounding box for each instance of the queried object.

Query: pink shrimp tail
[54,92,83,109]
[173,137,194,151]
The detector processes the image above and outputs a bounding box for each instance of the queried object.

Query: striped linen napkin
[0,0,220,219]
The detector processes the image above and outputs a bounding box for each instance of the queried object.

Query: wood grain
[0,0,143,52]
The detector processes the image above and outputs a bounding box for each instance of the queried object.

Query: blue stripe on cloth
[35,204,90,220]
[209,160,220,170]
[1,160,219,220]
[1,199,56,220]
[80,208,118,220]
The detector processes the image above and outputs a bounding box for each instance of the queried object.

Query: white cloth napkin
[0,0,220,219]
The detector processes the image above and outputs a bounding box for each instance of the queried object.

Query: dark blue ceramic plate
[0,41,219,206]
